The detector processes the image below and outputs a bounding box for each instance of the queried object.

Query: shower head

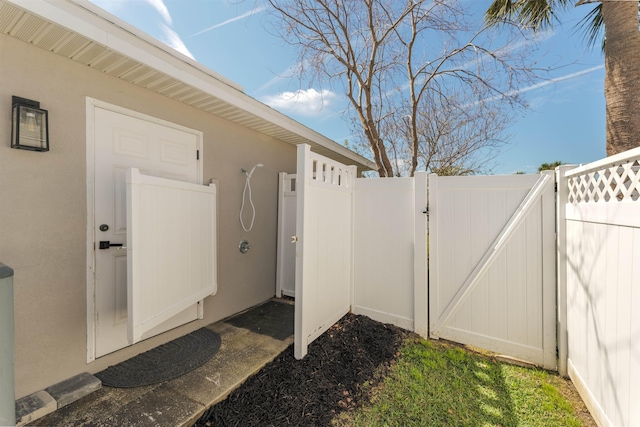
[248,163,264,177]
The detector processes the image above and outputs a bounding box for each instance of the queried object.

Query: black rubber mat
[226,300,294,341]
[95,328,221,388]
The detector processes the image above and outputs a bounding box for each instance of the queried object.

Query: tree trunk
[603,1,640,155]
[364,119,395,177]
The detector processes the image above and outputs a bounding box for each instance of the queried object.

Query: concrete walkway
[30,299,294,427]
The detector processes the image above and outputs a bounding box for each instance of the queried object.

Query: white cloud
[190,5,267,37]
[263,89,336,116]
[144,0,173,25]
[161,24,195,59]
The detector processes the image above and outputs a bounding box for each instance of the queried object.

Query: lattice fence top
[310,153,354,188]
[568,159,640,203]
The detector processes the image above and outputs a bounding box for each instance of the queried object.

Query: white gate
[276,172,297,298]
[126,168,217,344]
[294,144,356,359]
[429,173,556,369]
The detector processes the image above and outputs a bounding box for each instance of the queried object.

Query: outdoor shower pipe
[240,163,264,232]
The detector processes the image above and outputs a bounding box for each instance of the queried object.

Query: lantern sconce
[11,96,49,152]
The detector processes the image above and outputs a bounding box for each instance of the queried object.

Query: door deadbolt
[99,224,109,232]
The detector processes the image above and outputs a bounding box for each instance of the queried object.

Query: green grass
[334,339,584,427]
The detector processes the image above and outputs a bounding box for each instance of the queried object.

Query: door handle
[99,241,126,250]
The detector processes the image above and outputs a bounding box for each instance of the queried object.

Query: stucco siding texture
[0,35,296,398]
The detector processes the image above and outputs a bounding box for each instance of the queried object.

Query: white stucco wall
[0,34,296,398]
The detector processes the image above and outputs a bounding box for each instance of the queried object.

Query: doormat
[95,328,221,388]
[226,300,294,341]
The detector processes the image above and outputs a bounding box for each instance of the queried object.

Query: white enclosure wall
[276,172,297,297]
[352,177,417,330]
[429,173,556,369]
[294,145,355,359]
[559,149,640,427]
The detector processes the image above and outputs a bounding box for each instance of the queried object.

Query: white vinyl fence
[294,145,355,359]
[288,149,555,367]
[287,143,640,425]
[352,175,426,332]
[558,148,640,427]
[285,157,428,353]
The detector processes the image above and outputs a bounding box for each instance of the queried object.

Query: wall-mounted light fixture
[11,96,49,152]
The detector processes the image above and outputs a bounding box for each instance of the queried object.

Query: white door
[91,102,202,358]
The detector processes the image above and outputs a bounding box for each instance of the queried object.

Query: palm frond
[486,0,573,31]
[518,0,555,29]
[485,0,516,26]
[574,3,604,51]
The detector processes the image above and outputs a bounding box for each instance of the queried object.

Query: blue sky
[88,0,606,174]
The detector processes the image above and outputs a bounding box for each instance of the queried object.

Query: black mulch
[193,313,413,427]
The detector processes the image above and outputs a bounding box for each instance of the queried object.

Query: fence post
[349,164,358,313]
[427,173,439,338]
[556,165,573,377]
[276,172,287,298]
[414,172,428,337]
[294,144,311,359]
[0,263,15,427]
[540,170,558,371]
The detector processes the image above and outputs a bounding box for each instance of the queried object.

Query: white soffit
[0,0,376,171]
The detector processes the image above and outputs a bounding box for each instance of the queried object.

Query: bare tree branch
[267,0,540,176]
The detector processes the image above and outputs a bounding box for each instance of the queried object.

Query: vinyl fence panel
[352,177,416,330]
[560,147,640,427]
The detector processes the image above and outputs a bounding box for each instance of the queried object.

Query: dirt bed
[193,313,410,427]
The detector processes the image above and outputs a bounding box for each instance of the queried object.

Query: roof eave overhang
[1,0,376,172]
